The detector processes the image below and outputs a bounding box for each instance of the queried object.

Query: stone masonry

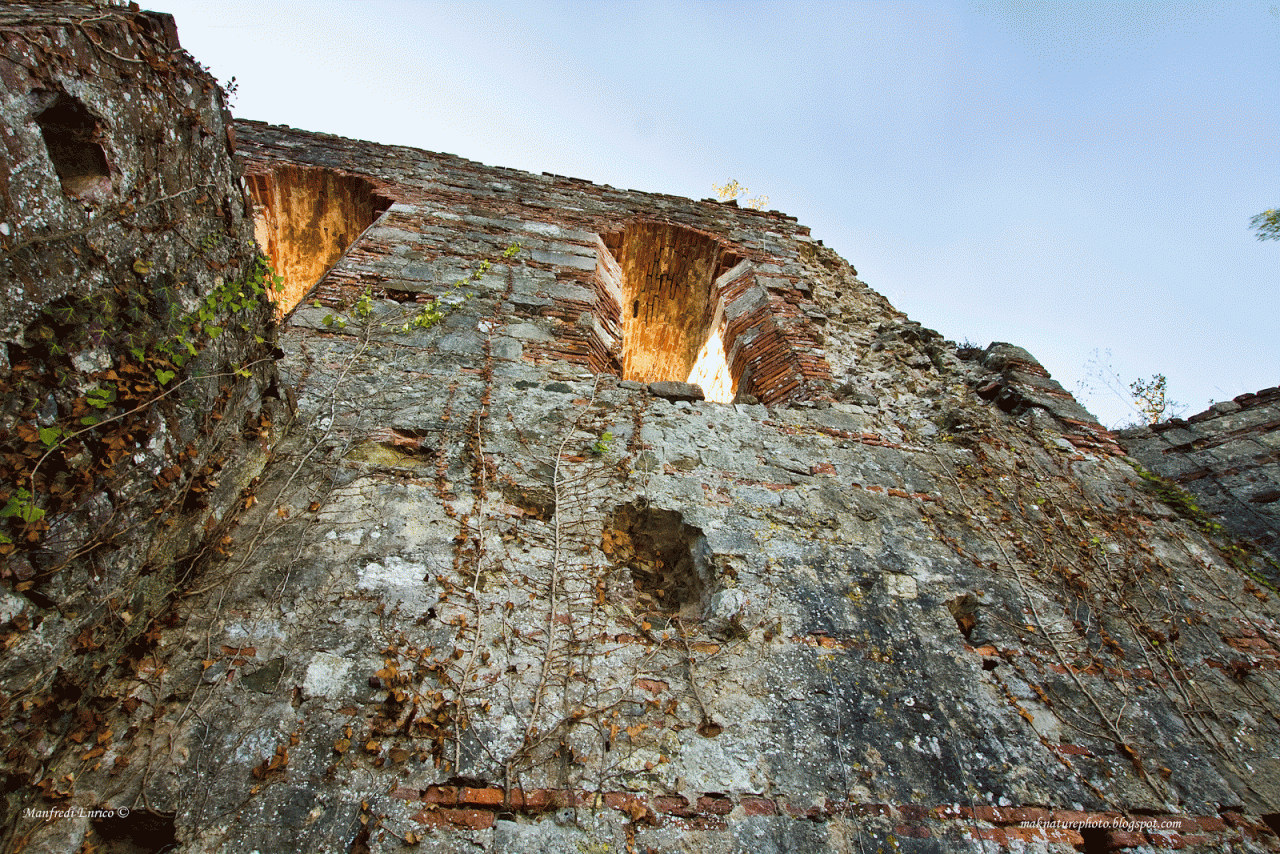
[1121,389,1280,578]
[1,5,1279,854]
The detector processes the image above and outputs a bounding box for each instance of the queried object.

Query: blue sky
[162,1,1278,427]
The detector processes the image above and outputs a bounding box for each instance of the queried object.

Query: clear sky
[160,0,1278,427]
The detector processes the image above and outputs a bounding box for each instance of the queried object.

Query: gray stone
[649,380,705,402]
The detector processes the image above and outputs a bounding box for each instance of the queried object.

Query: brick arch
[243,164,392,313]
[583,220,830,405]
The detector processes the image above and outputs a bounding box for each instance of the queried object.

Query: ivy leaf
[155,369,175,386]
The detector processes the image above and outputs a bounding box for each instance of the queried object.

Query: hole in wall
[1263,814,1280,839]
[244,165,392,314]
[89,809,176,854]
[598,222,742,403]
[602,501,713,617]
[948,593,979,640]
[1074,827,1108,853]
[33,92,111,200]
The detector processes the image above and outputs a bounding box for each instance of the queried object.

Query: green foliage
[398,243,521,334]
[154,253,277,366]
[1250,207,1279,241]
[86,385,117,410]
[590,431,614,456]
[1129,460,1276,591]
[1,488,45,526]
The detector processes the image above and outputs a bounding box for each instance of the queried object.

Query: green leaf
[38,427,61,448]
[155,369,176,386]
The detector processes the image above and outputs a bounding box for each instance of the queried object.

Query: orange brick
[423,785,457,805]
[460,787,504,807]
[508,788,552,811]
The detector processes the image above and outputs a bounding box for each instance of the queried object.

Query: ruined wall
[1,8,1279,854]
[1121,388,1280,578]
[0,6,281,849]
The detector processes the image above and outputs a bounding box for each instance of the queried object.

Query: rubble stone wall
[1122,388,1280,577]
[0,6,280,848]
[0,7,1278,854]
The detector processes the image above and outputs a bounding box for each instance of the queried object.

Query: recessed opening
[89,808,176,854]
[245,164,392,314]
[1075,826,1108,853]
[1263,814,1280,838]
[34,92,111,200]
[602,502,712,617]
[948,593,979,640]
[599,222,742,403]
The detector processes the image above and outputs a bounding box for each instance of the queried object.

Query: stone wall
[1,7,1279,854]
[1121,387,1280,579]
[0,6,281,848]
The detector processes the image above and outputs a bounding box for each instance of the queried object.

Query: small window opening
[35,93,111,200]
[245,164,392,314]
[600,222,741,403]
[602,502,712,618]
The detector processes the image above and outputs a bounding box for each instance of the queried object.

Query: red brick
[740,797,777,816]
[1174,834,1213,848]
[1196,816,1228,832]
[810,462,836,475]
[1105,829,1146,848]
[898,804,929,821]
[1010,807,1051,823]
[634,678,668,695]
[848,804,892,817]
[697,795,733,815]
[652,795,693,816]
[893,825,932,838]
